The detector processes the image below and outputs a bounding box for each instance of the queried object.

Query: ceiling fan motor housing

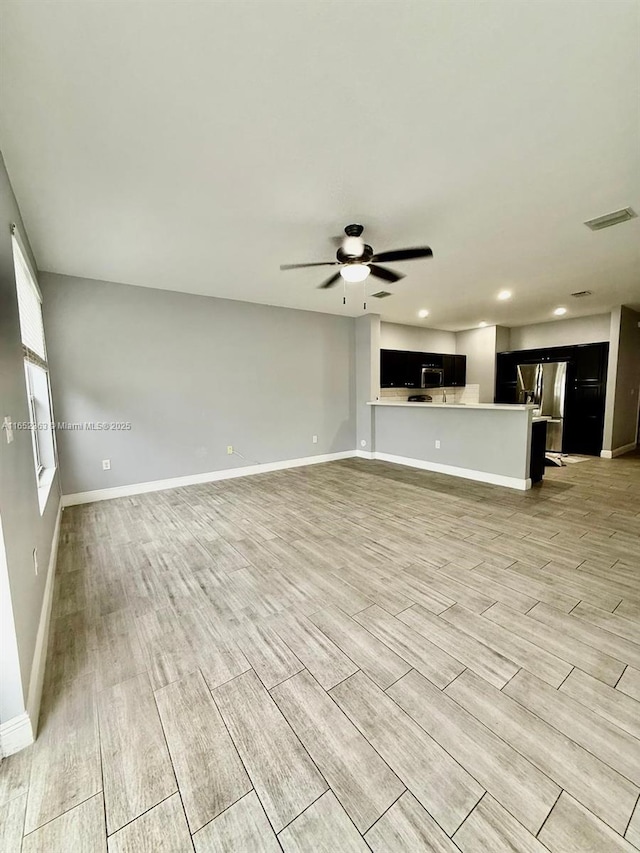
[337,244,373,263]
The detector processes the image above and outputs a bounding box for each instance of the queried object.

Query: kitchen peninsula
[367,400,546,490]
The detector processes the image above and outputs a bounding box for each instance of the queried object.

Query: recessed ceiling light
[478,321,488,327]
[497,290,512,301]
[418,309,429,318]
[553,307,567,316]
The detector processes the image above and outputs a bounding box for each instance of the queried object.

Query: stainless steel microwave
[421,367,445,388]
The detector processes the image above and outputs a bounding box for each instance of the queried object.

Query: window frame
[11,225,58,512]
[24,366,44,479]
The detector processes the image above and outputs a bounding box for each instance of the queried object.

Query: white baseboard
[0,713,34,758]
[601,442,637,459]
[62,451,357,506]
[372,451,532,490]
[62,447,533,504]
[355,450,375,460]
[26,499,62,738]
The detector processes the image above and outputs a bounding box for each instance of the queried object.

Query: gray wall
[507,314,610,351]
[495,326,510,354]
[355,314,380,453]
[609,306,640,451]
[373,405,531,481]
[454,326,497,403]
[603,307,622,452]
[0,153,61,723]
[40,273,356,495]
[380,322,456,354]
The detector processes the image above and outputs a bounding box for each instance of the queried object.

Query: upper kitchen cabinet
[443,354,467,387]
[380,349,420,388]
[380,349,403,387]
[573,342,608,383]
[380,349,466,389]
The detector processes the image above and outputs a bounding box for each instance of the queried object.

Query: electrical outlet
[227,445,233,455]
[360,439,367,448]
[435,440,441,449]
[312,435,318,444]
[102,459,111,470]
[33,548,38,576]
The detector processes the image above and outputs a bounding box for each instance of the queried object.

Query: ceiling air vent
[584,207,636,231]
[571,290,593,298]
[371,290,392,298]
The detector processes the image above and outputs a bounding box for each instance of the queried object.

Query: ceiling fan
[280,224,433,290]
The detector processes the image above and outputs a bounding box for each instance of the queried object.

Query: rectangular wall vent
[584,207,636,231]
[371,290,392,298]
[570,290,593,298]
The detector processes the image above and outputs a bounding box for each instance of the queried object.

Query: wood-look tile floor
[3,453,640,851]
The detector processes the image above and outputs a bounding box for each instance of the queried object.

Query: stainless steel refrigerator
[517,361,568,453]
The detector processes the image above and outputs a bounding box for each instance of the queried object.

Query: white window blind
[12,234,46,361]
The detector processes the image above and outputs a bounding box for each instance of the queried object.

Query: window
[12,227,57,512]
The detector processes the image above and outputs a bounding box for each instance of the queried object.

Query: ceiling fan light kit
[340,264,370,282]
[279,224,433,303]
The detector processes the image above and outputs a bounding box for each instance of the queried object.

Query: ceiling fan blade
[318,271,342,289]
[368,264,405,283]
[371,247,433,263]
[280,261,339,270]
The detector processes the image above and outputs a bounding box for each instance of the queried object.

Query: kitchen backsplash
[379,384,481,404]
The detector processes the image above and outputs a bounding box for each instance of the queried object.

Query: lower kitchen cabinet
[530,420,547,484]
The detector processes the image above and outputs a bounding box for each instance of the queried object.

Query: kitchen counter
[368,401,536,412]
[369,400,550,423]
[363,400,539,490]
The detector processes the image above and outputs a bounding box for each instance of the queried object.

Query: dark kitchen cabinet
[568,382,606,455]
[495,342,608,456]
[405,351,424,387]
[381,349,465,389]
[380,350,420,388]
[417,353,443,370]
[574,344,606,382]
[443,354,467,387]
[381,350,408,388]
[530,419,547,484]
[495,380,518,404]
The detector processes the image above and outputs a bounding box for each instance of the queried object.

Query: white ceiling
[1,0,639,330]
